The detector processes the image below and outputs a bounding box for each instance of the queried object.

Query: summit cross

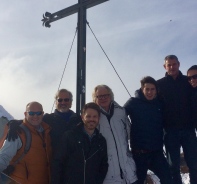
[42,0,109,114]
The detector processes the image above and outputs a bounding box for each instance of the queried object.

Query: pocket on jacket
[105,154,115,179]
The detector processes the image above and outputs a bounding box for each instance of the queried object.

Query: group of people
[0,54,196,184]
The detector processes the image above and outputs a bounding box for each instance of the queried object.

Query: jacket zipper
[107,119,124,179]
[82,147,102,184]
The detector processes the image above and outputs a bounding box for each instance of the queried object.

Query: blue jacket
[124,89,164,151]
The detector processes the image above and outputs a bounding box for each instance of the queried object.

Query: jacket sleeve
[123,97,133,116]
[51,131,70,184]
[68,113,82,129]
[97,138,108,184]
[0,137,22,172]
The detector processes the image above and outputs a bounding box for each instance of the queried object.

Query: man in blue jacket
[124,76,172,184]
[157,55,197,184]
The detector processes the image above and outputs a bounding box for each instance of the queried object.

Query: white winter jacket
[98,101,137,184]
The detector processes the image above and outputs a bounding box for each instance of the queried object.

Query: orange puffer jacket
[9,119,52,184]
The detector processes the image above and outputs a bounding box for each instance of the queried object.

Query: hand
[6,120,23,141]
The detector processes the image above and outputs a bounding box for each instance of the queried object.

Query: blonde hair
[92,85,114,102]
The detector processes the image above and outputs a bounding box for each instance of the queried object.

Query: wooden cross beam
[42,0,109,114]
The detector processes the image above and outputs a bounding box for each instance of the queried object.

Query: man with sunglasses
[7,89,80,153]
[43,89,80,153]
[0,101,51,184]
[187,65,197,130]
[157,55,197,184]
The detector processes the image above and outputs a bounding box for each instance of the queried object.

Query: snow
[0,105,14,120]
[147,171,190,184]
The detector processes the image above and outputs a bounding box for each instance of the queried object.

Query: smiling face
[187,69,197,88]
[82,108,99,135]
[95,87,112,112]
[142,83,157,100]
[25,102,44,128]
[55,91,72,112]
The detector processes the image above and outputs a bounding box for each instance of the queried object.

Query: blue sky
[0,0,197,119]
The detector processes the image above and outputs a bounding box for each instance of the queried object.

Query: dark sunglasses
[57,98,70,103]
[27,111,43,116]
[188,74,197,81]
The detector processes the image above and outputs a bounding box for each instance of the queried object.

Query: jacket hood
[135,89,145,100]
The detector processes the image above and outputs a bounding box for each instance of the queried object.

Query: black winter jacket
[51,123,108,184]
[124,89,164,151]
[191,87,197,128]
[157,71,192,129]
[43,109,81,151]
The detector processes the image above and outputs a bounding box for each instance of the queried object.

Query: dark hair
[187,65,197,75]
[82,102,100,116]
[140,76,158,91]
[164,55,179,62]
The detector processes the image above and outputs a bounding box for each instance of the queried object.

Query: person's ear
[163,64,166,70]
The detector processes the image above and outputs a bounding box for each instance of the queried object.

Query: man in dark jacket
[51,102,108,184]
[124,76,172,184]
[157,55,197,184]
[187,65,197,129]
[43,88,81,152]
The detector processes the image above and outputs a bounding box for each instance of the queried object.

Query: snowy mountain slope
[0,105,14,120]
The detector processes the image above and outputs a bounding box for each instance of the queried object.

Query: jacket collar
[165,71,183,80]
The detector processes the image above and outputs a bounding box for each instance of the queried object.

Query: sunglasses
[188,74,197,81]
[27,111,43,116]
[57,98,70,103]
[96,94,110,100]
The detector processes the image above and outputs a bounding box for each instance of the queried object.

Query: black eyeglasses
[27,111,43,116]
[188,74,197,81]
[57,98,70,103]
[96,94,110,100]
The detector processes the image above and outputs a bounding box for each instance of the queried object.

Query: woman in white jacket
[92,85,137,184]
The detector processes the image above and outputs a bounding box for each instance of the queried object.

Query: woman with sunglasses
[187,65,197,130]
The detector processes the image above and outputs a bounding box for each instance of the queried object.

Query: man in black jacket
[51,102,108,184]
[157,55,197,184]
[43,88,81,152]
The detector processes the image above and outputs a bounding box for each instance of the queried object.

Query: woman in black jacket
[187,65,197,129]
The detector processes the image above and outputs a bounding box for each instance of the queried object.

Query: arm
[0,137,22,172]
[97,138,108,184]
[123,99,134,152]
[6,120,23,141]
[51,132,70,184]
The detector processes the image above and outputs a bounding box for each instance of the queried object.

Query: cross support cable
[42,0,109,114]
